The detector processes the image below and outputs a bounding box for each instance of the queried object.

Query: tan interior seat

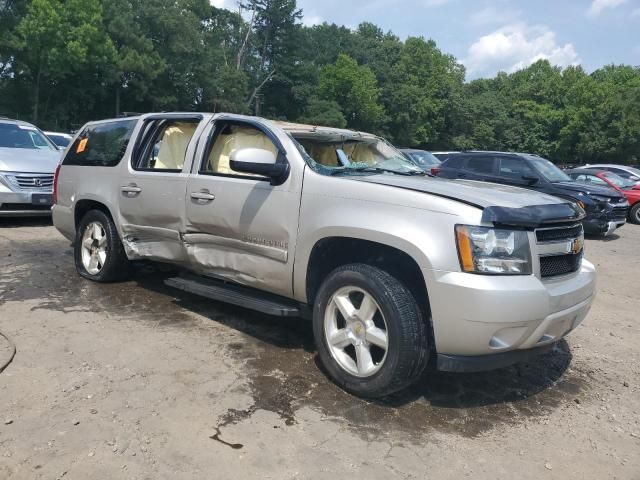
[154,122,198,170]
[207,125,278,175]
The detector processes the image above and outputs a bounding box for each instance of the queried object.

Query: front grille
[536,224,583,243]
[7,174,54,191]
[612,206,628,221]
[540,253,583,278]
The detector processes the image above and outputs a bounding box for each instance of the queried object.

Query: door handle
[121,184,142,196]
[190,191,215,202]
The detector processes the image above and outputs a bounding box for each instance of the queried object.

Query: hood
[357,175,585,227]
[551,181,624,199]
[358,175,567,209]
[0,147,61,174]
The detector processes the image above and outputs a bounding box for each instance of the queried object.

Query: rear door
[117,114,205,262]
[183,118,301,297]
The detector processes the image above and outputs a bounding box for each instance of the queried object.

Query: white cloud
[210,0,228,8]
[464,23,580,78]
[588,0,627,17]
[303,14,324,26]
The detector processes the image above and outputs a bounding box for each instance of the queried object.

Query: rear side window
[442,155,465,168]
[63,119,137,167]
[465,156,496,174]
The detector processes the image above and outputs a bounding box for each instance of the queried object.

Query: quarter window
[63,119,137,167]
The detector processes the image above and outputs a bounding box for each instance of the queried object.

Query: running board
[164,274,301,317]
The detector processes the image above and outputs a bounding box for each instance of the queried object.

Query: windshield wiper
[330,166,426,177]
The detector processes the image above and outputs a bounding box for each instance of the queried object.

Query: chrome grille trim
[6,174,54,191]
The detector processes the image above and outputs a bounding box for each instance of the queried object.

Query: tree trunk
[115,86,121,117]
[33,66,41,123]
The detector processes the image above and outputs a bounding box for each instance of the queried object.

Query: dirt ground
[0,218,638,480]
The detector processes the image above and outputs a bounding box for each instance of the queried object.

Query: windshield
[0,123,57,151]
[47,134,71,147]
[602,172,636,189]
[527,156,571,182]
[406,151,440,167]
[295,134,423,175]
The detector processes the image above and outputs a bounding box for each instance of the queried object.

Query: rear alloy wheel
[313,264,429,398]
[74,209,130,282]
[80,222,108,275]
[630,203,640,225]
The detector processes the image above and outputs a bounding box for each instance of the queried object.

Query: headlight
[589,194,610,203]
[455,225,532,275]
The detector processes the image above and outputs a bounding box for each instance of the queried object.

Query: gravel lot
[0,219,639,479]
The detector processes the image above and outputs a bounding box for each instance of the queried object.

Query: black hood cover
[482,203,586,228]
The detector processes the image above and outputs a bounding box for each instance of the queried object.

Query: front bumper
[0,190,53,216]
[425,260,596,363]
[583,205,627,235]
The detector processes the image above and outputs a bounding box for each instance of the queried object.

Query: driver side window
[202,123,278,178]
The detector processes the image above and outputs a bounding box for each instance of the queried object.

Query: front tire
[313,264,429,398]
[74,209,130,282]
[630,203,640,225]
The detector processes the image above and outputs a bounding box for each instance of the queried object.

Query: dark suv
[436,151,629,235]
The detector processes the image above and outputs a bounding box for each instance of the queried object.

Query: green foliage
[0,0,637,164]
[318,54,385,132]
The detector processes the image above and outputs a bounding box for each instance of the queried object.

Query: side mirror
[229,148,288,184]
[522,175,540,185]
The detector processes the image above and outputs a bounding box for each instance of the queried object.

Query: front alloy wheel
[324,286,389,377]
[313,263,430,398]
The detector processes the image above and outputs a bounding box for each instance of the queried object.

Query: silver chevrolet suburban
[52,113,596,398]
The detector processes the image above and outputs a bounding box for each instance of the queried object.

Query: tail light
[52,163,61,204]
[431,167,441,176]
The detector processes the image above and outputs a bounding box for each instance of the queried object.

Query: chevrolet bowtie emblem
[570,238,583,255]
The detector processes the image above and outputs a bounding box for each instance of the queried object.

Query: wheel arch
[301,235,435,351]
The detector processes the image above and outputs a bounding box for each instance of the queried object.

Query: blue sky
[213,0,640,79]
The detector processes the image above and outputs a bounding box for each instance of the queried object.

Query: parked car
[400,149,440,172]
[430,151,456,162]
[45,131,73,148]
[0,118,61,216]
[52,114,595,398]
[435,151,629,236]
[574,164,640,186]
[568,169,640,224]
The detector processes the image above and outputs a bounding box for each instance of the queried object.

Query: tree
[318,54,385,132]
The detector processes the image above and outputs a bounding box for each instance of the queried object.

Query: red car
[569,169,640,224]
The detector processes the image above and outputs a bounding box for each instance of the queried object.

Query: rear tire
[630,203,640,225]
[74,209,130,282]
[313,263,429,398]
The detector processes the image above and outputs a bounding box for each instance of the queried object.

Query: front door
[118,114,204,262]
[184,119,301,297]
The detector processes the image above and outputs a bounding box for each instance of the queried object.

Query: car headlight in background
[589,194,611,203]
[455,225,532,275]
